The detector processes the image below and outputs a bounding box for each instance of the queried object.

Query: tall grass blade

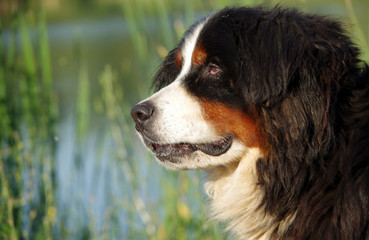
[38,9,52,100]
[344,0,369,62]
[155,0,175,48]
[121,0,148,62]
[77,62,90,142]
[0,20,11,140]
[19,12,40,118]
[100,65,156,237]
[0,159,18,240]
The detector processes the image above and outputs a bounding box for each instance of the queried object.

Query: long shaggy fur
[133,6,369,240]
[227,7,369,239]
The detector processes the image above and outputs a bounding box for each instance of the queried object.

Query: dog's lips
[152,142,197,158]
[143,136,233,161]
[194,137,233,156]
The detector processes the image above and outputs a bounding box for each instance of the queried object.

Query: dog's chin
[140,135,234,170]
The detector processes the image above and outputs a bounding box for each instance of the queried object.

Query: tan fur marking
[175,50,182,68]
[200,101,262,148]
[192,45,207,66]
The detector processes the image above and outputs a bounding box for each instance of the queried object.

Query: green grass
[344,0,369,63]
[0,6,58,239]
[0,0,368,239]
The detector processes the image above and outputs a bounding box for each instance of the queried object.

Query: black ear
[231,7,361,159]
[229,8,303,104]
[230,8,356,105]
[152,47,181,91]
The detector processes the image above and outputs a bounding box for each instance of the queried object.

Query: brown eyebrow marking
[175,50,182,68]
[192,44,207,66]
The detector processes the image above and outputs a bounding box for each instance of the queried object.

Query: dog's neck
[204,148,294,239]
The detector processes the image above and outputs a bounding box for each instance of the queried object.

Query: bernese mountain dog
[131,6,369,240]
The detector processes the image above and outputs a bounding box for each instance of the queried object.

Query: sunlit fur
[133,6,369,240]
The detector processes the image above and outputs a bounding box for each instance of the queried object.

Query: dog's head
[131,7,359,170]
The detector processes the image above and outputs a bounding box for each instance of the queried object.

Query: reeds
[0,0,368,239]
[0,7,58,240]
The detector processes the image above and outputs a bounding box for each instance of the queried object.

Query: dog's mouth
[143,136,233,161]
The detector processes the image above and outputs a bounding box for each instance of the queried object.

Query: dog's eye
[209,65,221,75]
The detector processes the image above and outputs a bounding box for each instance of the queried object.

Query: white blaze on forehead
[175,19,207,83]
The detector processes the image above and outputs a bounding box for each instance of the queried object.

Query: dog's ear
[230,8,357,105]
[231,10,305,104]
[152,47,181,91]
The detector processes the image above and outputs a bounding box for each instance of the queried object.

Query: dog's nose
[131,102,154,131]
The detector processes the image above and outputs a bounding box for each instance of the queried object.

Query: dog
[131,6,369,240]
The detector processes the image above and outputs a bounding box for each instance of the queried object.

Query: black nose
[131,102,154,131]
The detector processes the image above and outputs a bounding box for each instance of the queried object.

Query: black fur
[153,7,369,239]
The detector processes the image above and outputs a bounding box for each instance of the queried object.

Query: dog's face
[131,7,349,170]
[131,14,264,170]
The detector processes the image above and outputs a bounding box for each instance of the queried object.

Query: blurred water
[1,16,161,237]
[55,115,127,236]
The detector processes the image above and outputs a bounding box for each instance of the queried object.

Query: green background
[0,0,368,239]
